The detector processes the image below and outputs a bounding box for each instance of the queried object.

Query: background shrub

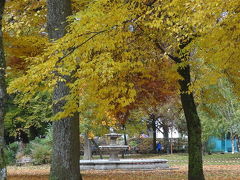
[137,138,154,154]
[30,128,52,165]
[5,142,18,165]
[31,142,51,164]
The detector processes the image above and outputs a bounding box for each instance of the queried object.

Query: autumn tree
[8,1,201,179]
[7,1,240,180]
[0,0,7,179]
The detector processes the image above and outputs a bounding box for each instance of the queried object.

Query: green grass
[81,152,240,165]
[135,153,240,165]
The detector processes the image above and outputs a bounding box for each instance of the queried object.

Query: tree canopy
[2,0,240,179]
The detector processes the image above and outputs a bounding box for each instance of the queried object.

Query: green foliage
[200,79,240,142]
[4,142,18,165]
[31,143,51,165]
[128,140,138,148]
[4,91,52,144]
[5,128,53,165]
[5,92,52,137]
[79,102,109,138]
[128,139,139,153]
[23,143,32,156]
[124,110,148,137]
[30,128,52,165]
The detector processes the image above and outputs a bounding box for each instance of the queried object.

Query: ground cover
[9,153,240,180]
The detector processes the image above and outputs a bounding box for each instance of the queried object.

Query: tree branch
[154,41,181,63]
[58,29,107,62]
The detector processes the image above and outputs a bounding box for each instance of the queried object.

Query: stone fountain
[99,132,128,161]
[80,130,169,170]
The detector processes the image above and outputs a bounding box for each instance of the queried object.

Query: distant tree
[200,79,240,154]
[4,92,52,144]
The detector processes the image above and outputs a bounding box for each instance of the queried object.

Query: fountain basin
[99,145,129,161]
[99,145,129,150]
[80,159,169,170]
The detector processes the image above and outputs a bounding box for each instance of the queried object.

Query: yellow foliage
[7,0,240,127]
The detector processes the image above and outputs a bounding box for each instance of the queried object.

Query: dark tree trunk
[151,115,157,153]
[47,0,80,179]
[156,38,204,179]
[0,0,7,179]
[162,121,170,154]
[178,65,204,180]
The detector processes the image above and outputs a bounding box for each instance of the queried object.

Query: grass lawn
[9,153,240,180]
[81,152,240,165]
[124,153,240,165]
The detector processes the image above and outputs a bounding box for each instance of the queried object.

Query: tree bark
[122,125,127,158]
[156,38,204,180]
[47,0,80,179]
[123,125,128,145]
[83,134,92,160]
[178,65,205,180]
[151,115,157,153]
[0,0,7,179]
[162,120,170,154]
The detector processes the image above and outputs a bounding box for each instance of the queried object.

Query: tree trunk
[122,125,127,158]
[123,129,128,145]
[237,136,240,153]
[47,0,80,179]
[178,65,205,180]
[0,0,7,179]
[151,115,157,153]
[231,135,235,154]
[83,134,92,160]
[162,120,170,154]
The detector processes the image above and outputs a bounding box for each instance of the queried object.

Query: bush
[30,128,53,165]
[129,140,138,148]
[128,139,139,153]
[128,137,188,154]
[128,138,154,154]
[137,138,154,154]
[5,142,18,165]
[23,143,32,155]
[31,142,51,165]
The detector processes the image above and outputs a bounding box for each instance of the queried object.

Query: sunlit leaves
[6,0,240,133]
